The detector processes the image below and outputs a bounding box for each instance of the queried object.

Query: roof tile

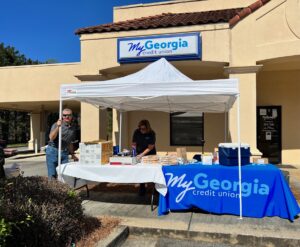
[75,0,270,35]
[249,0,263,11]
[75,8,243,35]
[237,7,252,19]
[229,0,270,27]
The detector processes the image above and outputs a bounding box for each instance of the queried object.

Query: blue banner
[118,33,201,63]
[159,164,300,221]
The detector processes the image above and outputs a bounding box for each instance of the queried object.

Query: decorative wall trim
[224,64,263,74]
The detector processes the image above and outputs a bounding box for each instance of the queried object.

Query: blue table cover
[158,164,300,221]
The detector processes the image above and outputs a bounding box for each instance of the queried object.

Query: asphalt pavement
[5,155,47,177]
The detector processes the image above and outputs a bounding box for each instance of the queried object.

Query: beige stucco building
[0,0,300,164]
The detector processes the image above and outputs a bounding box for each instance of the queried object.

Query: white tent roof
[61,58,239,112]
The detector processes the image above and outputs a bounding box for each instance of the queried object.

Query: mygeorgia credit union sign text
[117,33,201,63]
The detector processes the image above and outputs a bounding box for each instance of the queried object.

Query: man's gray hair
[63,108,73,114]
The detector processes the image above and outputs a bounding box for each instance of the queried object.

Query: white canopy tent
[58,58,243,218]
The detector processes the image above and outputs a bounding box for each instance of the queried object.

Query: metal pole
[58,95,63,179]
[237,94,243,219]
[225,111,227,142]
[119,111,122,152]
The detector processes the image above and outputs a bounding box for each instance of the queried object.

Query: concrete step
[125,225,300,247]
[122,235,244,247]
[83,187,300,247]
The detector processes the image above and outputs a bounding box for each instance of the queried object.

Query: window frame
[169,112,205,146]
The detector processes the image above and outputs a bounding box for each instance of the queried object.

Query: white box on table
[79,140,112,165]
[109,156,137,165]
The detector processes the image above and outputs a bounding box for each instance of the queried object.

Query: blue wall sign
[117,33,201,63]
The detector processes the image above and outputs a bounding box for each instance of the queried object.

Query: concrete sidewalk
[83,188,300,246]
[82,164,300,246]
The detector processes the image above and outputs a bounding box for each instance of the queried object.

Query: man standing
[46,108,78,179]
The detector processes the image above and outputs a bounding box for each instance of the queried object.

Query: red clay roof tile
[237,7,252,19]
[75,0,270,35]
[75,9,243,35]
[229,0,270,27]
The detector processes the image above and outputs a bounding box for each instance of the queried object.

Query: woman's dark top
[132,129,156,155]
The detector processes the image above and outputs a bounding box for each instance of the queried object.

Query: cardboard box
[79,140,113,165]
[83,140,113,152]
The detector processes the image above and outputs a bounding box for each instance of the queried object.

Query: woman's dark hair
[138,119,152,133]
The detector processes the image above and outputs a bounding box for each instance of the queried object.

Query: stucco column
[39,110,46,147]
[28,113,41,151]
[80,102,108,142]
[224,65,263,156]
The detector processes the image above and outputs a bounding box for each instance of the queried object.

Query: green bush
[0,176,90,246]
[0,218,12,246]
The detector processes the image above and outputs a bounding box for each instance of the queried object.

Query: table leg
[73,177,89,198]
[151,186,157,211]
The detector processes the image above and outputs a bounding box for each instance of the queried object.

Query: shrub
[0,218,12,246]
[0,176,89,246]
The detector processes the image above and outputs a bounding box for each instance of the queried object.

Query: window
[170,112,204,146]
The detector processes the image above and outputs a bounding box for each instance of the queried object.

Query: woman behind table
[132,119,156,195]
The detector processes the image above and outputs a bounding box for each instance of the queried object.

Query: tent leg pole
[237,94,243,219]
[119,111,122,152]
[225,111,227,142]
[58,95,63,180]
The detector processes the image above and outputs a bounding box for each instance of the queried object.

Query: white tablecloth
[57,162,167,196]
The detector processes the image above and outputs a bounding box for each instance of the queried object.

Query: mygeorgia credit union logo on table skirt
[164,172,270,203]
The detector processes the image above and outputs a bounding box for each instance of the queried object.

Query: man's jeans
[46,145,69,178]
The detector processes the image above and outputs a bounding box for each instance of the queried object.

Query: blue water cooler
[218,143,251,166]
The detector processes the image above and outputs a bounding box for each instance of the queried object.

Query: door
[257,106,282,164]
